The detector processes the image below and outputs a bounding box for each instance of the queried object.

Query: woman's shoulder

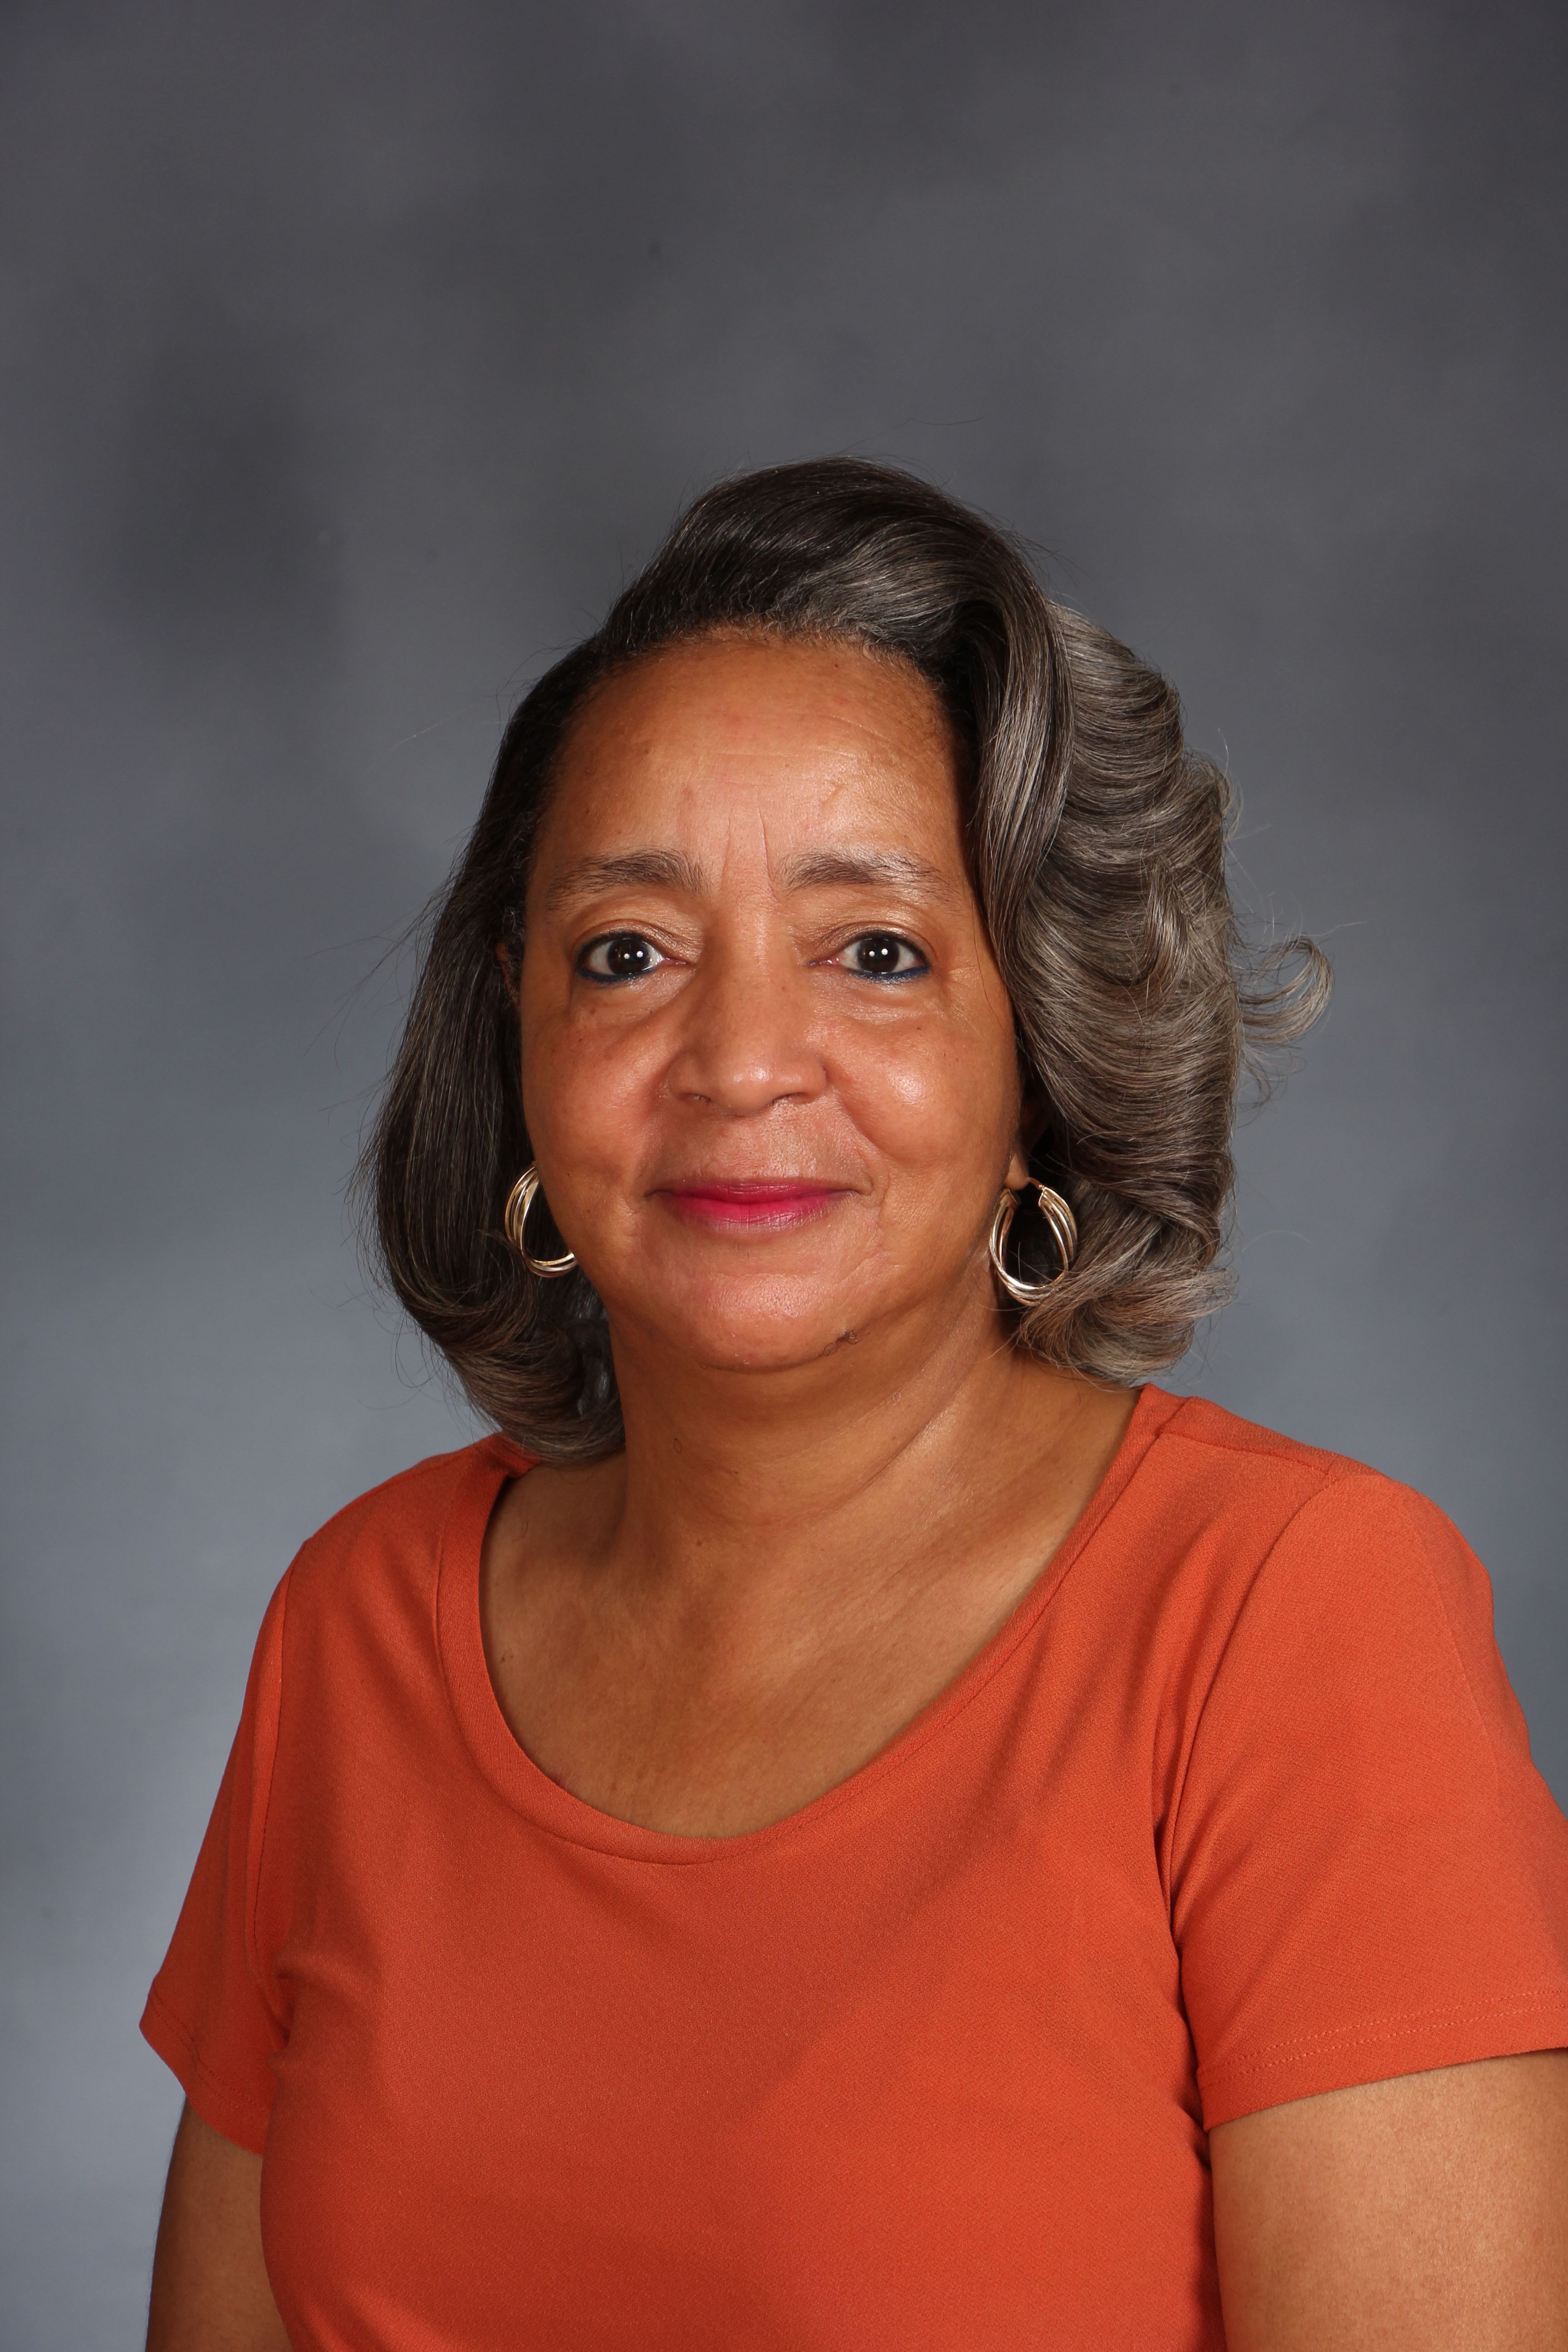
[1120,1387,1500,1642]
[1138,1386,1438,1533]
[278,1431,526,1633]
[1142,1398,1568,2130]
[1128,1388,1503,1690]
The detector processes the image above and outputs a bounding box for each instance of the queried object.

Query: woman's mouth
[656,1180,852,1233]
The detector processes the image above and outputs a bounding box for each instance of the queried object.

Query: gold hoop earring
[503,1165,577,1278]
[988,1181,1077,1307]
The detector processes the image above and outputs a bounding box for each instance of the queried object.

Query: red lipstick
[657,1180,850,1233]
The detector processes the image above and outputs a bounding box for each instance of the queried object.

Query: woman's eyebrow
[544,846,951,910]
[780,848,952,898]
[543,850,706,910]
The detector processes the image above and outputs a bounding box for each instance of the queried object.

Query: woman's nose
[666,938,826,1116]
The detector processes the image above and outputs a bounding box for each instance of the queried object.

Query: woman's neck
[580,1279,1126,1637]
[483,1285,1137,1838]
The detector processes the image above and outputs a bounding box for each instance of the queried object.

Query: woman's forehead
[541,635,964,866]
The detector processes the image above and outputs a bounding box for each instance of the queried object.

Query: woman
[144,461,1568,2349]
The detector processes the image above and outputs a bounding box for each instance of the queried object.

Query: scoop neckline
[435,1382,1181,1865]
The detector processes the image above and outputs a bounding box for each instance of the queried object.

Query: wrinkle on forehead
[565,635,954,778]
[535,635,968,907]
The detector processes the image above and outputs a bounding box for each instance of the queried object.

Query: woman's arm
[147,2101,290,2352]
[1210,2050,1568,2350]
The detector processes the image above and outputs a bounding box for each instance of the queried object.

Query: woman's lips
[656,1180,851,1233]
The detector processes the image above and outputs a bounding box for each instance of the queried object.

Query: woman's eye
[836,932,928,980]
[578,932,666,983]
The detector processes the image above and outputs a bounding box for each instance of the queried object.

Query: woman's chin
[699,1324,870,1376]
[605,1274,888,1379]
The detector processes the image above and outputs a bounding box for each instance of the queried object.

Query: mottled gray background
[2,0,1563,2339]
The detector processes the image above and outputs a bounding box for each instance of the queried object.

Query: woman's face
[518,634,1029,1373]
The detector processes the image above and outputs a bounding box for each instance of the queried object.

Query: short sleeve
[1170,1477,1568,2129]
[140,1572,291,2154]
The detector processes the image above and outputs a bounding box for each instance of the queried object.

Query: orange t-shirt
[142,1388,1568,2350]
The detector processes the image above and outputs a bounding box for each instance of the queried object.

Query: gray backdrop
[3,0,1564,2340]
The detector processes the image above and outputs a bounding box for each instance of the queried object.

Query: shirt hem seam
[1198,1986,1568,2085]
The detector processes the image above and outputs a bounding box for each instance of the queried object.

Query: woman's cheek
[536,1020,666,1179]
[835,1017,1004,1166]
